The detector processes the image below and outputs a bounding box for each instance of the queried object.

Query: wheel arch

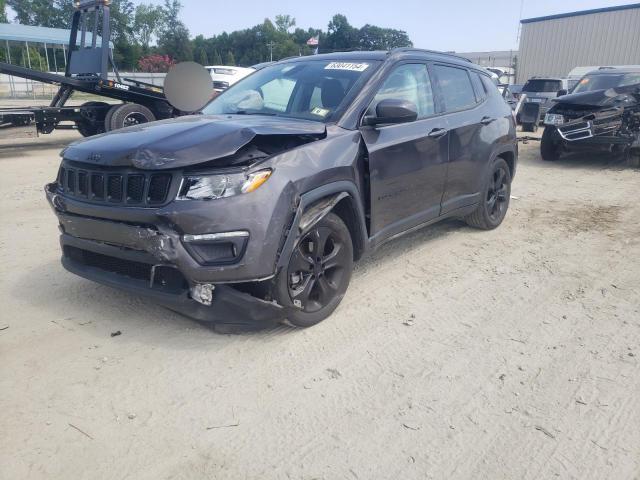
[491,144,518,180]
[277,181,369,269]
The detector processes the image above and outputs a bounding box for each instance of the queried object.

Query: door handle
[480,116,496,125]
[428,128,447,138]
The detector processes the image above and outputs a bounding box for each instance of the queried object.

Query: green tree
[157,0,193,62]
[358,24,412,50]
[325,14,358,52]
[134,3,164,51]
[274,14,296,33]
[0,0,8,23]
[223,50,236,65]
[6,0,73,27]
[212,50,223,65]
[196,47,209,65]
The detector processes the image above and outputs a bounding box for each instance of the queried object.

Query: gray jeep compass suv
[46,49,518,330]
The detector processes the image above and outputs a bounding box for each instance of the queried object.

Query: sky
[130,0,635,52]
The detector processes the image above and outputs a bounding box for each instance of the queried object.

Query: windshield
[523,79,562,93]
[572,73,640,93]
[202,60,378,122]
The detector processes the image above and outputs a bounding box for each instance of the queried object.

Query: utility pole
[266,41,275,62]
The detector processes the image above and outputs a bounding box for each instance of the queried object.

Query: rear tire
[105,103,155,132]
[273,212,353,328]
[465,157,512,230]
[541,126,563,161]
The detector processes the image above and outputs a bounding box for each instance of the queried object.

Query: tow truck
[0,0,179,137]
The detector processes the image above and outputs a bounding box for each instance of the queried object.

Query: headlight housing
[178,169,272,200]
[544,113,565,126]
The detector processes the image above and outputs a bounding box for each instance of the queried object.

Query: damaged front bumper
[46,183,286,329]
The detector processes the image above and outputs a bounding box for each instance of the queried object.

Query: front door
[360,63,449,240]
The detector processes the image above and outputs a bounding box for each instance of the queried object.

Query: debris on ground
[326,368,342,379]
[206,421,240,430]
[535,425,556,439]
[402,423,420,431]
[110,330,122,337]
[68,423,94,440]
[0,325,8,331]
[127,413,136,420]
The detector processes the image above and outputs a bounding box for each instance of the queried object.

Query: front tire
[465,158,512,230]
[541,126,563,161]
[274,212,353,327]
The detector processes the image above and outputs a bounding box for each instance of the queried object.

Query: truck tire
[105,103,156,132]
[76,101,109,137]
[541,126,562,161]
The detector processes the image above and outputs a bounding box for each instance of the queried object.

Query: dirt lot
[1,129,639,480]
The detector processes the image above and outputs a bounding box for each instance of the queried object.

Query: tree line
[2,1,412,71]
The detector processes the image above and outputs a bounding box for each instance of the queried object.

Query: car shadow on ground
[12,219,467,341]
[524,145,638,171]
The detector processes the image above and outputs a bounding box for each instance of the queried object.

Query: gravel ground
[0,129,639,480]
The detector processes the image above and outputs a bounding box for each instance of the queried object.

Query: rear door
[432,64,493,214]
[360,62,449,240]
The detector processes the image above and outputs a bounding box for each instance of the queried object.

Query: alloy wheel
[486,166,509,222]
[287,225,349,313]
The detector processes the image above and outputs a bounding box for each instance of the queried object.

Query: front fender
[276,181,369,269]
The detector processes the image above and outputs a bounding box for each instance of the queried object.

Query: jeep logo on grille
[87,152,102,163]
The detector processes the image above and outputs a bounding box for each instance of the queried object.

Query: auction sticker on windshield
[325,62,369,72]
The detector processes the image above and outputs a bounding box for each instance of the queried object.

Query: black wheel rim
[486,166,509,222]
[287,226,349,313]
[123,112,149,127]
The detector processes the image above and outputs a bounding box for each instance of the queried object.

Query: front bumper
[46,183,289,328]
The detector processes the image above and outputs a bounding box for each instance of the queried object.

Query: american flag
[306,36,319,46]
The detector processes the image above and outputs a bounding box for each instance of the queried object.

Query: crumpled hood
[62,114,327,169]
[552,85,640,109]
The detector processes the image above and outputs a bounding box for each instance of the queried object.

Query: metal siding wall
[517,8,640,83]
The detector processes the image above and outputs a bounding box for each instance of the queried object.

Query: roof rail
[389,48,472,63]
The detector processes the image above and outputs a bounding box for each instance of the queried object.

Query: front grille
[64,246,188,293]
[58,163,173,207]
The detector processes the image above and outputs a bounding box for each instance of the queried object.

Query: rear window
[433,65,477,112]
[523,79,562,93]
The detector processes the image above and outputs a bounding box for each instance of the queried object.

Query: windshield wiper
[231,111,278,116]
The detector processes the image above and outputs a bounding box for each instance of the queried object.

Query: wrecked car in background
[541,67,640,162]
[46,49,517,330]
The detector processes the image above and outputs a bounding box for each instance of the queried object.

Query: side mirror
[363,99,418,126]
[557,89,568,97]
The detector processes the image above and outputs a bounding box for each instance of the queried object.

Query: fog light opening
[191,284,215,306]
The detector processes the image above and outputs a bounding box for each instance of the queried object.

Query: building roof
[521,3,640,24]
[0,23,112,47]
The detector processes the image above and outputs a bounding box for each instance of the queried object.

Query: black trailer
[0,0,178,137]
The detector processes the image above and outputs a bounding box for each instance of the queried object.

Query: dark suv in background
[46,49,518,330]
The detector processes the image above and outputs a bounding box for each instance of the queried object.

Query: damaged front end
[46,182,285,330]
[544,86,640,151]
[42,115,333,330]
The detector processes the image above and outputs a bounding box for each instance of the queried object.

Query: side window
[433,65,477,112]
[369,64,435,119]
[470,72,487,102]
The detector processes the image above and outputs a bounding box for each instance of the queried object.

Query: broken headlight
[178,169,272,200]
[544,113,565,126]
